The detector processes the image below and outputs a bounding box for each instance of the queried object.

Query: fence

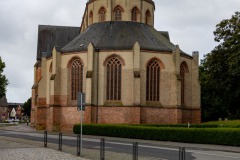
[43,131,187,160]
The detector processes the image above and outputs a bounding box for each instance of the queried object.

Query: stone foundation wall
[97,106,141,124]
[35,106,47,130]
[140,107,183,124]
[43,105,92,132]
[35,106,201,132]
[182,109,201,124]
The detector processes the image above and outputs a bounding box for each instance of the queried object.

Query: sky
[0,0,239,103]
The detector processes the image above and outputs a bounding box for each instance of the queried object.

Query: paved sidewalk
[0,123,37,132]
[0,123,88,160]
[0,137,88,160]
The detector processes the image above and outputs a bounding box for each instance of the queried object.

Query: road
[0,130,240,160]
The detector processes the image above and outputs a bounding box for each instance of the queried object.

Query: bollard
[77,134,81,156]
[179,147,186,160]
[133,142,138,160]
[59,132,62,151]
[44,131,47,147]
[100,138,105,160]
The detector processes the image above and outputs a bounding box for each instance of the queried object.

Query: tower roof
[62,21,187,55]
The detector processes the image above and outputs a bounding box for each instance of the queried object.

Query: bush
[73,124,240,146]
[129,124,219,128]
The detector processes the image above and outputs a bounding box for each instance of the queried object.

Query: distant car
[7,119,13,122]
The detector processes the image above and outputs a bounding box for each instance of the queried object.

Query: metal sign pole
[77,92,85,156]
[80,93,83,156]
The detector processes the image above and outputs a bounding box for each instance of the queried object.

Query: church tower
[80,0,155,32]
[31,0,201,132]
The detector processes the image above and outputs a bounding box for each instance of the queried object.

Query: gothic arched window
[145,10,151,25]
[89,11,93,25]
[99,7,106,22]
[131,7,138,22]
[114,6,123,21]
[106,56,122,101]
[180,62,189,105]
[146,58,161,101]
[70,58,83,100]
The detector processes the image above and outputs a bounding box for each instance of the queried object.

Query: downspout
[86,2,88,27]
[96,49,100,123]
[140,0,143,23]
[111,0,113,21]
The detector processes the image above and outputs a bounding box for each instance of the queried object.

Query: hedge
[129,124,219,128]
[73,124,240,146]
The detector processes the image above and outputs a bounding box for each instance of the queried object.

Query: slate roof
[62,21,188,56]
[36,25,79,60]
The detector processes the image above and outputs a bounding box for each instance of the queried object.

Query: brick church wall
[182,109,201,124]
[140,107,183,124]
[36,106,47,130]
[59,106,91,131]
[96,106,140,124]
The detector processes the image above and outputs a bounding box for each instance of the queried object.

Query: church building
[31,0,201,132]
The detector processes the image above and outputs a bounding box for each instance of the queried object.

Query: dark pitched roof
[36,25,79,60]
[62,21,189,57]
[159,31,170,41]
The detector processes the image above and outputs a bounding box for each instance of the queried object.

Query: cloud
[155,0,240,58]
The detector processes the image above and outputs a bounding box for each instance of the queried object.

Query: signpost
[77,92,85,156]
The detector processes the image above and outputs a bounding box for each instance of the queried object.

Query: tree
[200,12,240,121]
[23,98,31,117]
[0,56,8,98]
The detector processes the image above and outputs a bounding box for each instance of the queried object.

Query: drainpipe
[140,0,143,23]
[96,49,100,123]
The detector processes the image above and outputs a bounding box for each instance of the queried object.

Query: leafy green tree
[200,12,240,121]
[23,98,31,117]
[0,57,8,98]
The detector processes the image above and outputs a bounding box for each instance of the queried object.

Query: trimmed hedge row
[73,124,240,146]
[129,124,220,128]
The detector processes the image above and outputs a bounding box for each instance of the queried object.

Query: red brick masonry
[34,105,201,132]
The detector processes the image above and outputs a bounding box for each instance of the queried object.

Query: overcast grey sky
[0,0,239,103]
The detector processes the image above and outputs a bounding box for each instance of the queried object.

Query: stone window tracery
[146,58,161,101]
[70,58,83,100]
[131,7,138,22]
[99,7,106,22]
[114,6,123,21]
[106,56,122,101]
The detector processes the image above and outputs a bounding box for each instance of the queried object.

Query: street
[0,130,240,160]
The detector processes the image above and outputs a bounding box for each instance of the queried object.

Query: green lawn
[202,120,240,128]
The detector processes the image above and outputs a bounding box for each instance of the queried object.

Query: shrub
[73,124,240,146]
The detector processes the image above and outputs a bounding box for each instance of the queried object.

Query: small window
[99,7,106,22]
[89,11,93,25]
[49,62,52,73]
[145,10,151,25]
[131,7,138,22]
[114,6,123,21]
